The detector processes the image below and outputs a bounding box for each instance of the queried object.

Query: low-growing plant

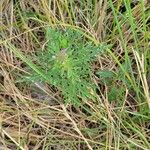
[27,27,108,105]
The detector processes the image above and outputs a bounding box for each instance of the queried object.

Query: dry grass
[0,0,150,150]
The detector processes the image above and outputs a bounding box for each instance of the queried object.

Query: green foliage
[30,28,107,105]
[96,69,126,102]
[96,70,116,81]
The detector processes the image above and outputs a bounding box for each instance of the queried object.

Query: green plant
[28,27,108,105]
[96,69,125,102]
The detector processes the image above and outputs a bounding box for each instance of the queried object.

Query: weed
[27,27,108,105]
